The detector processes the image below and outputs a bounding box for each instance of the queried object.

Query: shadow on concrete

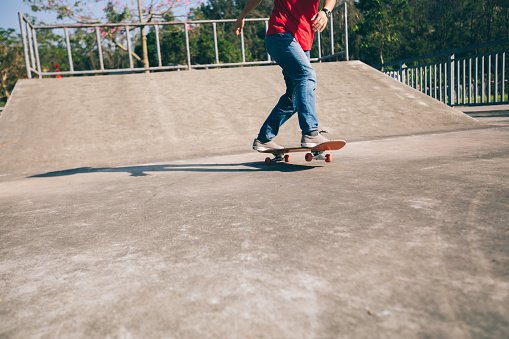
[464,110,509,118]
[29,162,318,178]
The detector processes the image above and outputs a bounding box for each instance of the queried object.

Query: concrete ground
[1,112,508,338]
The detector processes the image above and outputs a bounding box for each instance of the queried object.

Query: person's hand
[311,11,328,32]
[234,17,245,35]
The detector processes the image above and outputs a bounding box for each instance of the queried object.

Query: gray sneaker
[301,131,330,148]
[253,138,284,151]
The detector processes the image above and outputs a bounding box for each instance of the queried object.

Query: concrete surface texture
[0,116,508,338]
[0,61,482,176]
[1,61,507,338]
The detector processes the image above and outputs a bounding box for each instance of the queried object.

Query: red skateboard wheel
[325,154,331,162]
[305,153,313,162]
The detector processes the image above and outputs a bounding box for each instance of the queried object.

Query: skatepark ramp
[0,61,482,175]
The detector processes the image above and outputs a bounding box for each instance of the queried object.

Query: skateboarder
[234,0,336,151]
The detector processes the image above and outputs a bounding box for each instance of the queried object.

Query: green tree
[188,0,273,65]
[134,12,188,67]
[354,0,409,65]
[0,29,25,107]
[354,0,509,66]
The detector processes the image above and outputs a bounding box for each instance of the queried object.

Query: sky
[0,0,58,31]
[0,0,194,32]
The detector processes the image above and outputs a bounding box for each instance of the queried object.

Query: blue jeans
[257,33,319,142]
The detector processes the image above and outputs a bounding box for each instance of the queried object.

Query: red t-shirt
[266,0,320,51]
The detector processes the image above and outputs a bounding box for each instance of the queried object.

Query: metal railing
[18,3,348,79]
[375,38,509,107]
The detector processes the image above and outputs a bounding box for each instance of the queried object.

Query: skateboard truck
[305,150,331,162]
[259,140,345,165]
[265,153,290,165]
[265,150,331,165]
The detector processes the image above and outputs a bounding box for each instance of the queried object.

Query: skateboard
[258,140,346,164]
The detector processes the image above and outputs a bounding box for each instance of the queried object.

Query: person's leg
[257,33,319,142]
[256,73,296,142]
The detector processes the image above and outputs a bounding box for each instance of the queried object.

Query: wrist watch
[321,8,332,19]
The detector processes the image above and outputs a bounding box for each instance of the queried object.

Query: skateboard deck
[258,140,346,164]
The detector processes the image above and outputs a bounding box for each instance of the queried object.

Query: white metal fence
[377,39,509,107]
[18,3,349,79]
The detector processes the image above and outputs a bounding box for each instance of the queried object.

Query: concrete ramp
[0,61,482,175]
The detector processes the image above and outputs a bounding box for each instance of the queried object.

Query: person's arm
[234,0,263,35]
[312,0,336,32]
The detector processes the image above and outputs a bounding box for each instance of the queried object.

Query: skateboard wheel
[325,154,332,163]
[284,154,290,162]
[305,153,313,162]
[265,157,271,165]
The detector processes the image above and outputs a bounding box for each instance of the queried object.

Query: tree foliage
[354,0,509,65]
[0,29,25,107]
[24,0,189,24]
[187,0,274,64]
[354,0,408,65]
